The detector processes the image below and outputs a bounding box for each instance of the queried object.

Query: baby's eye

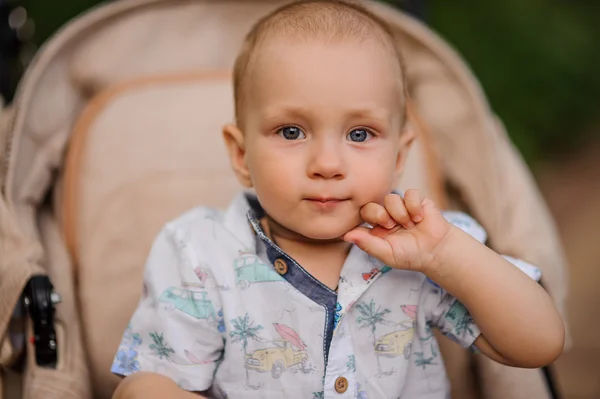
[278,126,306,140]
[347,128,373,143]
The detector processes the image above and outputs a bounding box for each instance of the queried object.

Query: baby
[111,1,564,398]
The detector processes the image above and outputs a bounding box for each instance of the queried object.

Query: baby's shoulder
[163,205,227,245]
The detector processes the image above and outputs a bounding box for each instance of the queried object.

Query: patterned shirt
[111,192,540,398]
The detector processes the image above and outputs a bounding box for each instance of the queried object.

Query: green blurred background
[15,0,600,167]
[427,1,600,165]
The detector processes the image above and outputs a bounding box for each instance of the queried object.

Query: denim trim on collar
[245,200,338,366]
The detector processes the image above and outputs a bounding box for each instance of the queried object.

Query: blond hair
[233,0,408,128]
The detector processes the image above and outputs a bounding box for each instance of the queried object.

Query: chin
[303,231,346,241]
[297,220,356,241]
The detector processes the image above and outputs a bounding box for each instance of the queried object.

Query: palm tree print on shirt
[414,351,437,369]
[229,313,264,389]
[445,300,476,338]
[149,332,175,361]
[414,323,438,369]
[355,298,391,375]
[346,354,356,372]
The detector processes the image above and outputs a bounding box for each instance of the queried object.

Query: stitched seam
[324,305,329,367]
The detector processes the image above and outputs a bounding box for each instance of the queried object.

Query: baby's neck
[260,216,351,291]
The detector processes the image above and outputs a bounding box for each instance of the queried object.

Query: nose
[306,137,346,180]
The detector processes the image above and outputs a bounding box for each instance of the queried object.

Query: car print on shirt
[234,252,284,289]
[361,266,392,281]
[374,305,417,360]
[244,323,312,379]
[159,287,217,322]
[374,325,415,359]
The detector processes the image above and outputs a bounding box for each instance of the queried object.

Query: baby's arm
[425,224,564,368]
[345,190,564,368]
[113,372,205,399]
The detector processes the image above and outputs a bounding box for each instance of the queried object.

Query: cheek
[246,141,297,188]
[351,149,398,195]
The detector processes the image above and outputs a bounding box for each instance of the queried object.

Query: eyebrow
[344,106,391,121]
[261,103,391,122]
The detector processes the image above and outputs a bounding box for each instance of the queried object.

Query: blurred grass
[25,0,600,165]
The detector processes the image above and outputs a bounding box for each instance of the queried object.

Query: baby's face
[237,37,411,240]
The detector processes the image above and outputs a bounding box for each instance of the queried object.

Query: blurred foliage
[422,0,600,165]
[20,0,600,164]
[26,0,102,43]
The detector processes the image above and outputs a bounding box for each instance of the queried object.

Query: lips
[304,197,351,212]
[305,197,348,203]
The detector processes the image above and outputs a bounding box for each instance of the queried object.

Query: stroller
[0,1,569,398]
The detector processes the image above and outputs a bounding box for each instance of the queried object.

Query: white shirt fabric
[111,192,540,398]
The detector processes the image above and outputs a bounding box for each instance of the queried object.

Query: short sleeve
[111,224,224,392]
[419,212,544,349]
[442,211,542,281]
[420,282,481,349]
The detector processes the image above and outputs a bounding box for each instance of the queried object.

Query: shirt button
[274,258,288,275]
[334,376,348,393]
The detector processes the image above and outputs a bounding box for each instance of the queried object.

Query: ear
[222,123,253,187]
[394,127,416,179]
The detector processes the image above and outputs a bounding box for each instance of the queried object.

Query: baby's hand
[344,190,452,272]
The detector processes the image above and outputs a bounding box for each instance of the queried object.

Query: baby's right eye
[277,126,306,140]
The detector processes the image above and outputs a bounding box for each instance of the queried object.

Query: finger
[404,189,424,223]
[384,193,414,229]
[370,224,403,239]
[360,202,396,229]
[344,227,395,265]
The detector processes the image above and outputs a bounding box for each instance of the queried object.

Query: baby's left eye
[347,129,373,143]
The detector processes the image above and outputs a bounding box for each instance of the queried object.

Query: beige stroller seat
[0,1,569,398]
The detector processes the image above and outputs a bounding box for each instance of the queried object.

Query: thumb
[344,227,395,265]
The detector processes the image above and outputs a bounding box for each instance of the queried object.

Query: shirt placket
[323,320,355,398]
[323,246,388,398]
